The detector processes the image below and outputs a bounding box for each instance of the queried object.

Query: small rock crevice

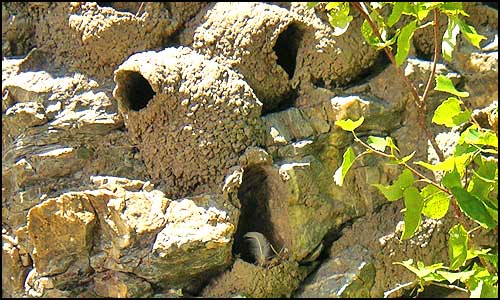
[232,165,280,264]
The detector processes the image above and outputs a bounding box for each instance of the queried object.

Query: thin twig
[351,3,445,162]
[429,281,469,293]
[421,9,440,107]
[136,2,144,17]
[352,133,451,194]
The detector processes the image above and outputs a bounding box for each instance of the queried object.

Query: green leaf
[432,97,462,127]
[306,2,318,9]
[395,21,417,66]
[367,136,387,152]
[414,2,431,21]
[440,2,468,17]
[421,185,450,219]
[434,75,469,97]
[466,248,491,261]
[361,19,381,47]
[388,151,416,165]
[451,187,497,229]
[327,3,353,36]
[436,270,475,284]
[401,186,424,240]
[335,116,364,132]
[333,147,356,186]
[394,259,445,279]
[448,224,468,270]
[479,252,498,270]
[432,97,471,127]
[385,136,400,152]
[458,19,486,48]
[442,16,460,61]
[468,156,498,206]
[415,153,473,176]
[372,169,414,201]
[460,126,498,147]
[441,166,462,190]
[325,2,341,10]
[469,279,498,298]
[387,2,406,27]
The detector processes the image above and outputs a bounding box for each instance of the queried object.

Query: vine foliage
[309,2,498,297]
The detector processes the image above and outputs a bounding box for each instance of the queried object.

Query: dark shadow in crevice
[96,2,141,14]
[273,22,303,80]
[484,2,498,9]
[344,50,392,89]
[414,44,434,61]
[262,89,299,116]
[232,165,276,265]
[312,78,326,89]
[117,71,156,111]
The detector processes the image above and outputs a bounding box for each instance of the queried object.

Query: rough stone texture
[15,2,196,79]
[2,229,31,297]
[288,3,381,94]
[413,2,498,109]
[93,270,153,298]
[234,148,344,262]
[202,258,310,298]
[179,2,381,113]
[113,47,265,199]
[12,177,239,297]
[295,202,498,298]
[2,69,148,232]
[2,2,498,298]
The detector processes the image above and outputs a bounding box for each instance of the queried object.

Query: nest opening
[273,23,302,80]
[117,71,156,111]
[232,165,276,264]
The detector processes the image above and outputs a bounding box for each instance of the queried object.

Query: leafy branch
[351,2,445,161]
[310,2,497,297]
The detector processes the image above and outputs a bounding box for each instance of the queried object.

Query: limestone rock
[2,230,30,297]
[93,270,153,298]
[26,193,97,276]
[295,245,375,298]
[202,258,309,298]
[294,202,498,298]
[13,176,239,296]
[1,69,147,233]
[234,150,345,262]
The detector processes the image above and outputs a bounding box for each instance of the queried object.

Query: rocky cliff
[2,2,498,298]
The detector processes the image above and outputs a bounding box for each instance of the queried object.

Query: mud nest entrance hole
[118,71,156,111]
[233,166,278,264]
[273,23,302,80]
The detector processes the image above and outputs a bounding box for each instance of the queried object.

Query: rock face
[13,176,239,297]
[294,202,498,298]
[2,2,498,298]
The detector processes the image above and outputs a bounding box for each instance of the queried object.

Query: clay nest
[179,2,382,113]
[113,47,265,199]
[4,2,204,79]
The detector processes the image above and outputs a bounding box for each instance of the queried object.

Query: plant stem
[352,133,450,194]
[421,9,440,106]
[351,3,445,162]
[429,282,469,293]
